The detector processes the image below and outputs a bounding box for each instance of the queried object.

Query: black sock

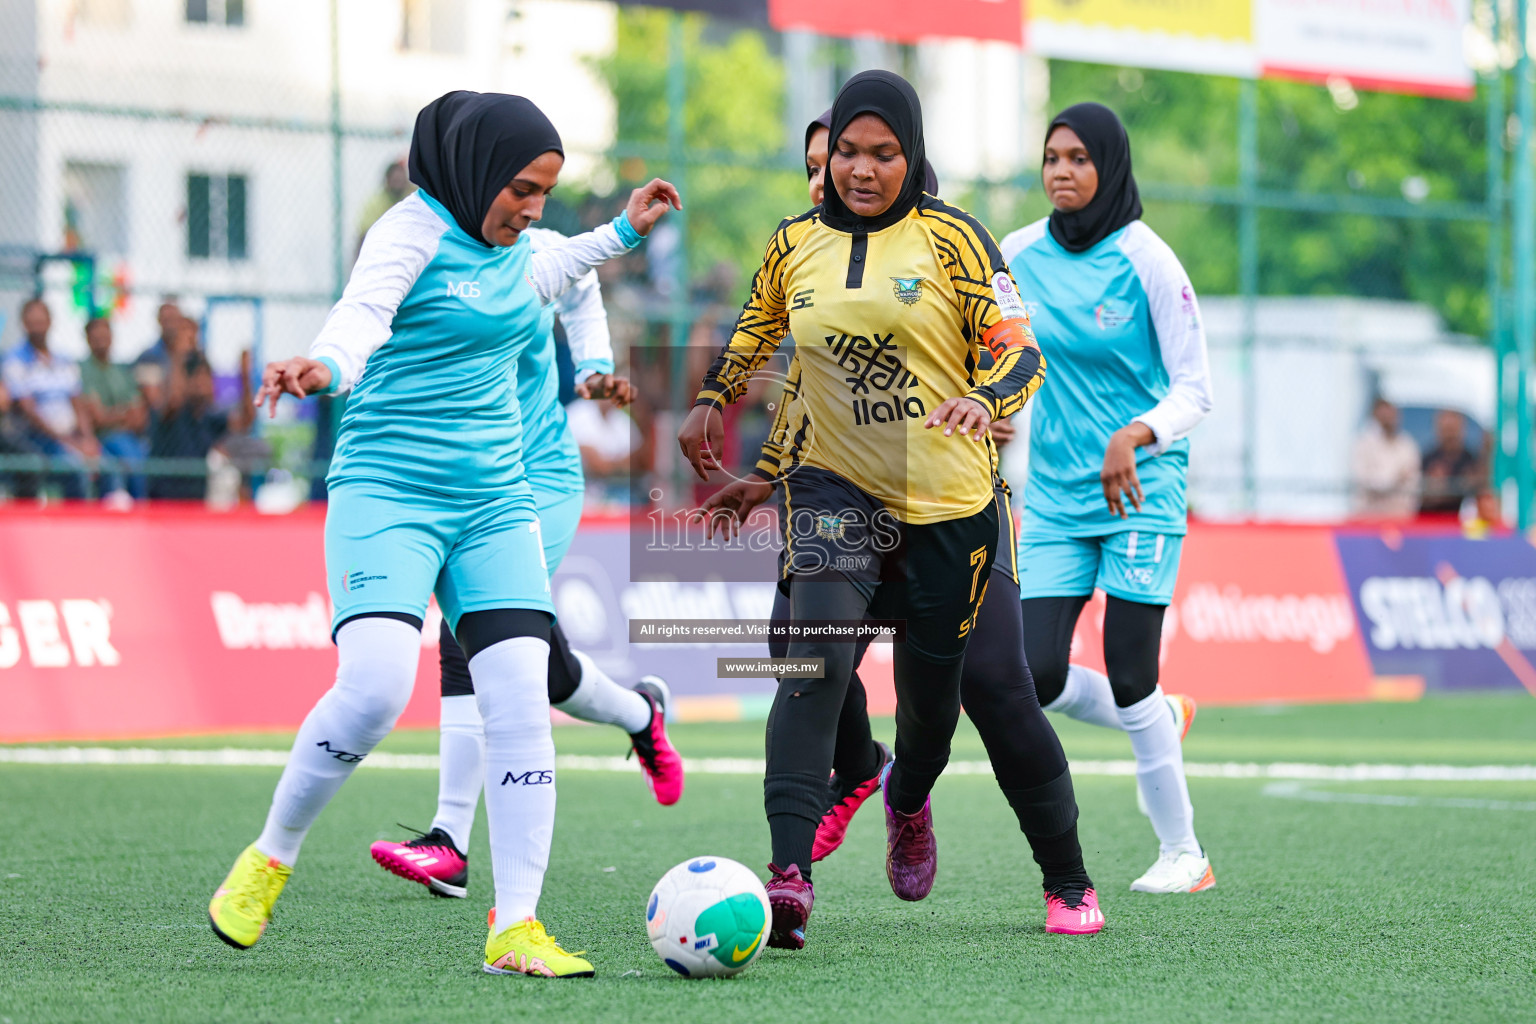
[1028,824,1091,898]
[766,813,816,881]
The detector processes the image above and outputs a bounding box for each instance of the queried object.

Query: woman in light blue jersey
[207,90,680,977]
[999,102,1216,895]
[368,224,686,905]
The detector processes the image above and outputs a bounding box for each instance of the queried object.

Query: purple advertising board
[1333,531,1536,694]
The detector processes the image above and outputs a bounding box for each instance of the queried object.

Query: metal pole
[329,0,344,302]
[1515,0,1535,528]
[666,13,692,507]
[1238,78,1259,517]
[1490,0,1514,510]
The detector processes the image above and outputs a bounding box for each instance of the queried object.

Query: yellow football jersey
[702,197,1043,524]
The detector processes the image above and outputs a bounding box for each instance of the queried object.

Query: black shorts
[781,466,998,662]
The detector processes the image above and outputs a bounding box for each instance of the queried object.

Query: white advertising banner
[1024,0,1475,99]
[1255,0,1474,99]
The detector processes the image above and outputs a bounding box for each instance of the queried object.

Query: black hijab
[807,107,938,197]
[819,71,929,233]
[1044,102,1142,253]
[408,90,564,247]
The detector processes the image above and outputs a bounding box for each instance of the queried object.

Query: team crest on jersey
[815,514,847,541]
[890,277,925,306]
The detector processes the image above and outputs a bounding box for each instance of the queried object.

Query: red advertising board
[768,0,1023,45]
[0,509,1502,742]
[1066,525,1376,706]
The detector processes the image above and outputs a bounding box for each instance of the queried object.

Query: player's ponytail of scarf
[408,90,564,247]
[1044,102,1142,253]
[808,106,939,198]
[819,71,930,233]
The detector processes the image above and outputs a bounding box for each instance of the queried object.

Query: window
[186,0,243,27]
[399,0,464,54]
[187,173,247,261]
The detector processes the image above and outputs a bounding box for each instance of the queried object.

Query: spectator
[80,316,149,501]
[566,395,642,508]
[1350,397,1420,520]
[2,298,95,498]
[0,377,42,499]
[149,349,254,500]
[133,297,185,411]
[1420,410,1483,516]
[356,160,414,255]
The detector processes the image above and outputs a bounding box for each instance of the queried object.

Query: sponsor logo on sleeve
[991,272,1029,320]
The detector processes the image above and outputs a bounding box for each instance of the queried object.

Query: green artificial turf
[2,695,1534,1023]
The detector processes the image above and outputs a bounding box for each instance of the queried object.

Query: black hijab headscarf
[819,71,929,233]
[408,90,564,247]
[807,107,938,198]
[1044,102,1142,253]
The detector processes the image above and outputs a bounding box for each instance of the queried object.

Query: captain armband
[982,318,1035,361]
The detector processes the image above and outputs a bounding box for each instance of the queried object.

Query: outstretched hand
[575,373,637,408]
[677,404,725,481]
[625,179,683,237]
[690,476,774,540]
[254,357,332,418]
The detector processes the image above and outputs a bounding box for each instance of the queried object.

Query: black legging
[764,570,1085,888]
[768,586,880,785]
[1022,594,1166,709]
[439,615,582,702]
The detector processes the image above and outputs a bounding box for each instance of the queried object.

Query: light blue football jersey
[315,191,542,500]
[999,218,1213,538]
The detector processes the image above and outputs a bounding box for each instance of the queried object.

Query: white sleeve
[526,221,633,304]
[1120,223,1214,455]
[310,194,447,394]
[554,270,614,383]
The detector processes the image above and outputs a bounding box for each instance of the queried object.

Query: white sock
[554,650,652,734]
[255,617,421,864]
[1044,664,1124,730]
[1118,687,1201,856]
[473,636,557,922]
[430,694,484,853]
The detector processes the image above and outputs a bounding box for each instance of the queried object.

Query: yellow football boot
[483,910,594,977]
[209,844,291,949]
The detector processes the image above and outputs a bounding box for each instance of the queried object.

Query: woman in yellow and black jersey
[678,71,1099,948]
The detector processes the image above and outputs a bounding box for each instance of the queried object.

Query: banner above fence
[768,0,1024,44]
[1025,0,1474,99]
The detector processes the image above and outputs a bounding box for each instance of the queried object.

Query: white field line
[1,747,1534,782]
[1263,781,1536,812]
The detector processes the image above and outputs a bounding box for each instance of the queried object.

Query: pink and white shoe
[370,826,468,898]
[1044,887,1105,934]
[630,677,684,806]
[813,741,892,862]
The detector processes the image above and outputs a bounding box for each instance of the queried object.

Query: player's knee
[1027,648,1069,707]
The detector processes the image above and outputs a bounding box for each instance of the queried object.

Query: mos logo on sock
[501,769,554,786]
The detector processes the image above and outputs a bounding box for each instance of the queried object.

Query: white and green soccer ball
[645,856,771,978]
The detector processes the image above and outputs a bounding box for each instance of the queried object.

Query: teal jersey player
[1000,216,1213,604]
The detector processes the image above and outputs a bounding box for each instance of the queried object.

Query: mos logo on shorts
[342,569,387,592]
[890,277,925,306]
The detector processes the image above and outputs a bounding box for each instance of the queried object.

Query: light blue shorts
[532,485,584,579]
[1017,530,1184,605]
[326,480,554,634]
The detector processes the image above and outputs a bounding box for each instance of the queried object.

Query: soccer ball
[645,856,771,979]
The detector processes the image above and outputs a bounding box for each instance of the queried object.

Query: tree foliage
[595,8,806,287]
[1045,62,1493,336]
